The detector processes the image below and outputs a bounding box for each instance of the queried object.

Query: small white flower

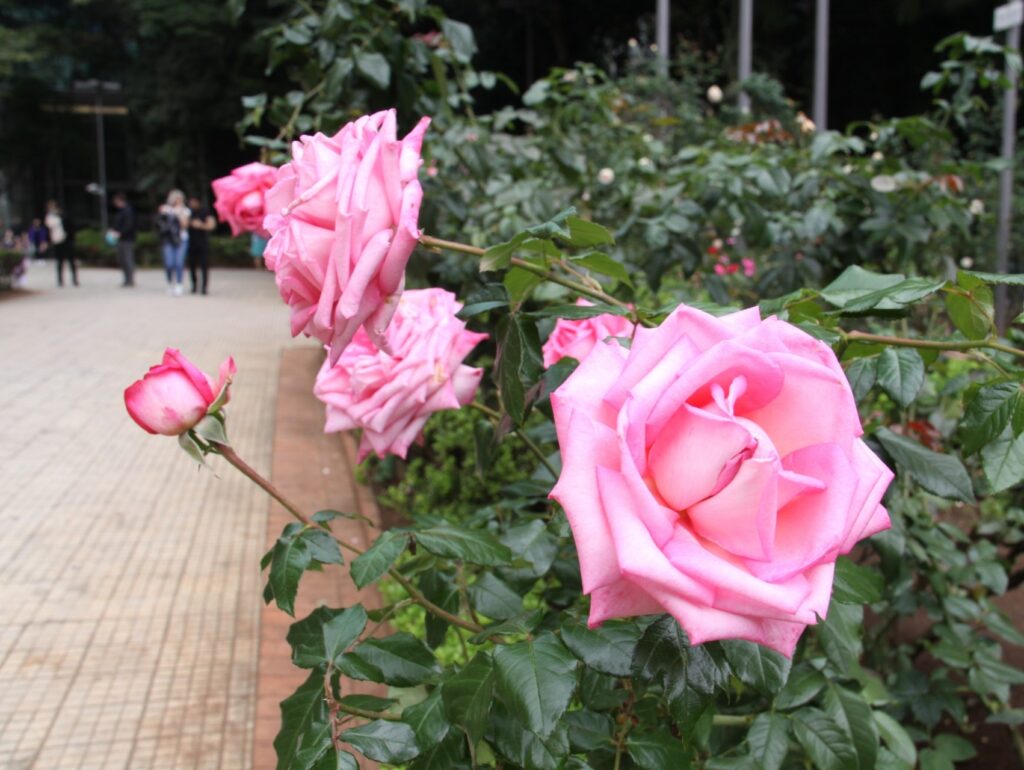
[643,133,654,143]
[730,226,741,237]
[871,151,885,162]
[597,167,615,185]
[712,238,724,250]
[561,70,579,83]
[649,43,659,52]
[870,175,898,193]
[796,112,815,133]
[842,164,854,175]
[628,38,638,48]
[707,85,724,104]
[969,198,985,216]
[638,157,653,170]
[581,190,591,202]
[960,256,974,269]
[869,131,879,141]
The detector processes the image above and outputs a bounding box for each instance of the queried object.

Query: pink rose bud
[550,304,893,657]
[742,257,757,277]
[313,288,486,460]
[263,110,431,362]
[211,162,278,237]
[542,299,635,368]
[124,349,236,436]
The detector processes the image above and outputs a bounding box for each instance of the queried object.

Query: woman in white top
[156,189,191,296]
[45,200,77,287]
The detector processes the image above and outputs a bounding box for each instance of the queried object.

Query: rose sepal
[194,413,229,446]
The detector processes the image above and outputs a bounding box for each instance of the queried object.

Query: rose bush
[124,348,235,436]
[313,287,486,460]
[551,303,892,656]
[211,162,278,236]
[262,109,430,360]
[541,298,634,367]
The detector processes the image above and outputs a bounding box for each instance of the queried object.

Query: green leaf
[844,356,878,402]
[824,683,879,770]
[841,277,947,313]
[468,609,545,644]
[499,520,559,581]
[570,252,632,286]
[322,606,368,666]
[945,287,994,340]
[530,302,631,320]
[341,719,419,764]
[876,348,925,408]
[775,663,827,710]
[817,603,863,674]
[408,733,469,770]
[821,266,905,309]
[627,732,691,769]
[287,605,367,669]
[274,670,332,770]
[491,703,570,770]
[919,748,954,770]
[876,428,975,502]
[336,694,395,712]
[310,748,358,770]
[960,382,1020,455]
[467,573,523,620]
[933,734,976,762]
[414,526,512,566]
[193,414,228,444]
[269,533,312,616]
[439,18,476,63]
[747,713,790,770]
[355,51,390,89]
[564,709,615,752]
[873,711,917,766]
[350,633,440,687]
[560,616,642,677]
[403,688,450,749]
[442,652,495,745]
[792,707,859,770]
[960,270,1024,286]
[632,615,730,696]
[722,640,792,693]
[981,425,1024,492]
[350,530,407,589]
[302,528,343,565]
[832,556,884,604]
[494,633,579,739]
[495,314,544,424]
[564,216,615,247]
[178,431,206,464]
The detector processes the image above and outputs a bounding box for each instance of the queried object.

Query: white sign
[995,0,1023,32]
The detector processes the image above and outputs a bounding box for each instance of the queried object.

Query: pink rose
[211,162,278,237]
[542,300,634,368]
[262,109,430,362]
[313,288,486,460]
[550,304,892,656]
[124,349,236,436]
[742,257,757,277]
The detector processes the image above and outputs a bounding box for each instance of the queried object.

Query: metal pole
[738,0,753,113]
[813,0,829,130]
[95,88,108,233]
[656,0,670,76]
[996,23,1020,332]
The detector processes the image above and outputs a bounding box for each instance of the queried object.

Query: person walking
[156,189,190,295]
[186,194,215,295]
[45,200,77,287]
[27,218,48,260]
[110,192,136,287]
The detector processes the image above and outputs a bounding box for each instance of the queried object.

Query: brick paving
[0,264,354,769]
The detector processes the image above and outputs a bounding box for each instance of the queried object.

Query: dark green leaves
[287,605,367,668]
[495,314,544,424]
[981,426,1024,493]
[442,652,495,745]
[467,573,523,619]
[560,616,642,677]
[960,382,1022,455]
[350,530,407,589]
[265,524,344,616]
[275,670,333,770]
[747,713,790,770]
[341,719,419,764]
[414,525,512,566]
[824,683,879,770]
[355,51,390,89]
[722,640,792,693]
[832,557,884,604]
[494,633,579,738]
[627,732,691,769]
[350,632,441,687]
[876,428,975,502]
[876,348,925,407]
[403,688,450,748]
[792,707,859,770]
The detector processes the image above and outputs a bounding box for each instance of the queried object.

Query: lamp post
[993,2,1022,332]
[738,0,753,113]
[656,0,670,76]
[72,79,121,233]
[813,0,830,131]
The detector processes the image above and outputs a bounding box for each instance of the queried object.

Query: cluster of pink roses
[211,162,278,237]
[127,108,894,656]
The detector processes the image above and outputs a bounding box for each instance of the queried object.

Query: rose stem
[469,401,559,480]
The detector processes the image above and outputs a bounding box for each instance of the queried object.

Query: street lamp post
[656,0,670,76]
[738,0,753,113]
[993,2,1022,331]
[72,79,121,234]
[813,0,830,131]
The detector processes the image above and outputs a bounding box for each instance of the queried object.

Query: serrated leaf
[960,270,1024,286]
[336,694,395,712]
[302,528,343,565]
[570,251,632,286]
[355,51,390,89]
[722,640,792,693]
[499,520,558,581]
[627,732,691,769]
[960,382,1020,455]
[442,652,495,745]
[530,302,630,320]
[287,606,367,669]
[842,277,947,313]
[747,713,790,770]
[408,732,469,769]
[945,288,994,340]
[816,603,863,674]
[775,663,827,710]
[981,425,1024,492]
[877,348,925,408]
[792,707,859,770]
[564,216,615,247]
[341,719,419,764]
[414,525,512,566]
[494,633,578,739]
[821,266,905,309]
[492,703,570,770]
[560,616,642,677]
[824,683,879,770]
[877,428,975,502]
[564,709,615,752]
[495,314,544,424]
[350,633,440,687]
[844,356,878,402]
[832,556,884,604]
[350,530,407,589]
[439,18,476,62]
[274,669,332,770]
[403,688,449,749]
[323,606,368,666]
[270,534,312,616]
[467,573,522,620]
[468,609,545,644]
[873,711,917,766]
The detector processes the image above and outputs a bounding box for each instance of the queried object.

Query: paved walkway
[0,265,305,769]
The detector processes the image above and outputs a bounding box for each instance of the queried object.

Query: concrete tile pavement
[0,265,308,769]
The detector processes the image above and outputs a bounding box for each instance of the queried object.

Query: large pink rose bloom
[314,288,486,460]
[550,304,893,656]
[211,162,278,237]
[124,349,236,436]
[263,109,430,362]
[542,299,635,367]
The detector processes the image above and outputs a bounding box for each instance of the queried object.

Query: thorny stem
[844,330,1024,359]
[469,401,559,480]
[212,442,485,634]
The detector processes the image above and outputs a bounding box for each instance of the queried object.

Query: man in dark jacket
[111,192,136,287]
